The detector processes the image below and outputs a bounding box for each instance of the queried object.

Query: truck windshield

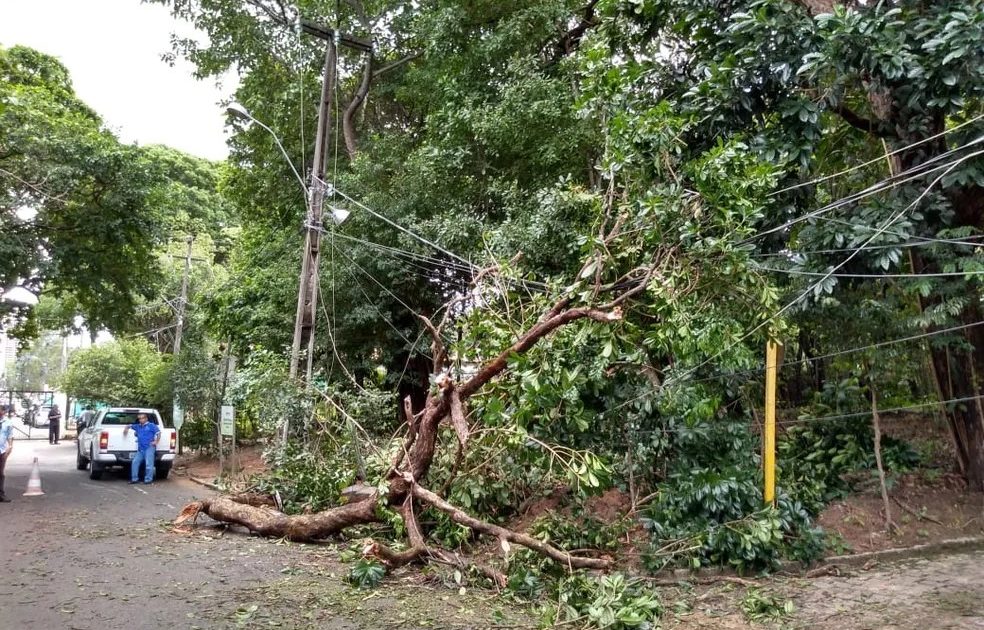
[101,412,159,426]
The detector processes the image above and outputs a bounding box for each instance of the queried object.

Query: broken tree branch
[175,494,379,542]
[412,484,611,570]
[417,313,446,372]
[449,388,470,448]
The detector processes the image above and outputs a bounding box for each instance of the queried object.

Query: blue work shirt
[0,418,13,455]
[129,421,161,450]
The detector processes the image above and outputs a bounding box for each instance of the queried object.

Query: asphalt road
[0,439,285,629]
[0,440,520,630]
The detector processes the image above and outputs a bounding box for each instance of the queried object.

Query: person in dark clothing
[48,404,62,444]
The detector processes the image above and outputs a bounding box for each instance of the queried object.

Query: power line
[330,239,426,321]
[780,395,981,426]
[601,155,983,417]
[316,272,368,393]
[308,222,551,292]
[333,246,433,357]
[756,267,984,279]
[770,113,984,197]
[752,235,983,258]
[711,148,984,369]
[322,182,480,272]
[807,214,984,248]
[626,395,981,435]
[747,138,984,244]
[797,320,984,366]
[601,320,984,416]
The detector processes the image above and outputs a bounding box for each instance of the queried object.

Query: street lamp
[226,103,309,199]
[226,103,350,227]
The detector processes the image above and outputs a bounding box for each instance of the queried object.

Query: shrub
[640,464,824,573]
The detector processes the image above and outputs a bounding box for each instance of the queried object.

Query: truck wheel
[77,448,88,470]
[88,456,103,480]
[155,464,171,480]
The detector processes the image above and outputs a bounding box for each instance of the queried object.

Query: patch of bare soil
[174,444,268,485]
[816,411,984,554]
[818,477,984,553]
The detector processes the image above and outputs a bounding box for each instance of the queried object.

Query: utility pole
[174,235,194,356]
[290,40,337,382]
[289,19,372,382]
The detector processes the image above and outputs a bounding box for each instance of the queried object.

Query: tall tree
[0,45,168,333]
[588,0,984,487]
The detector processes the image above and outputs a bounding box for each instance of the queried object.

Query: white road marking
[135,487,148,495]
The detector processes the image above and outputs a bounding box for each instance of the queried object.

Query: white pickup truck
[76,407,177,480]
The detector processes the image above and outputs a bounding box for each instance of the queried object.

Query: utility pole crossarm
[299,18,372,52]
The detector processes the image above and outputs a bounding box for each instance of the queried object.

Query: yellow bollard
[763,339,781,506]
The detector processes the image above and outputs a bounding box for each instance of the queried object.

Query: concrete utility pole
[290,40,337,382]
[289,19,372,382]
[174,235,194,356]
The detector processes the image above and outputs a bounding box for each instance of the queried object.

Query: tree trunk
[925,325,984,490]
[911,249,984,491]
[868,377,896,532]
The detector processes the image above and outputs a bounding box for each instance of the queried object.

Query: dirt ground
[663,548,984,629]
[174,444,268,487]
[814,412,984,554]
[817,479,984,553]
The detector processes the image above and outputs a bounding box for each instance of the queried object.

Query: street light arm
[226,106,309,201]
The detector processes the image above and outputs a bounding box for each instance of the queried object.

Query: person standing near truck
[0,406,14,502]
[48,404,62,445]
[123,412,160,484]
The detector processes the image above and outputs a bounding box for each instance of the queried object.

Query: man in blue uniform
[123,413,160,484]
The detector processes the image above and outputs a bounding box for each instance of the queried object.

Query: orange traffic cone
[23,457,44,496]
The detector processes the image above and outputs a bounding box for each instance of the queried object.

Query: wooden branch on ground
[892,496,945,526]
[412,484,611,570]
[366,497,508,587]
[174,494,378,542]
[646,575,759,588]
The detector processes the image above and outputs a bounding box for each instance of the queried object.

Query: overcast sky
[0,0,234,160]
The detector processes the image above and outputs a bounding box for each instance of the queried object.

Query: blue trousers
[132,445,156,482]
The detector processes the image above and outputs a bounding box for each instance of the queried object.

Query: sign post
[220,404,236,477]
[763,339,782,506]
[172,403,185,454]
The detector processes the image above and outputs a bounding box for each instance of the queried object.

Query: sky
[0,0,235,160]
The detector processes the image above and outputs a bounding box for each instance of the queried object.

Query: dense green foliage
[119,0,984,621]
[58,339,170,407]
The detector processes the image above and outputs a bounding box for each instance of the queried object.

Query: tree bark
[175,495,379,541]
[343,53,374,159]
[868,377,896,532]
[911,254,984,491]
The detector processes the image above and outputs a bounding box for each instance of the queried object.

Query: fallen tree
[175,217,675,575]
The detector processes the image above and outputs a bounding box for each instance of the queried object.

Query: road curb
[652,535,984,582]
[187,475,223,491]
[817,535,984,568]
